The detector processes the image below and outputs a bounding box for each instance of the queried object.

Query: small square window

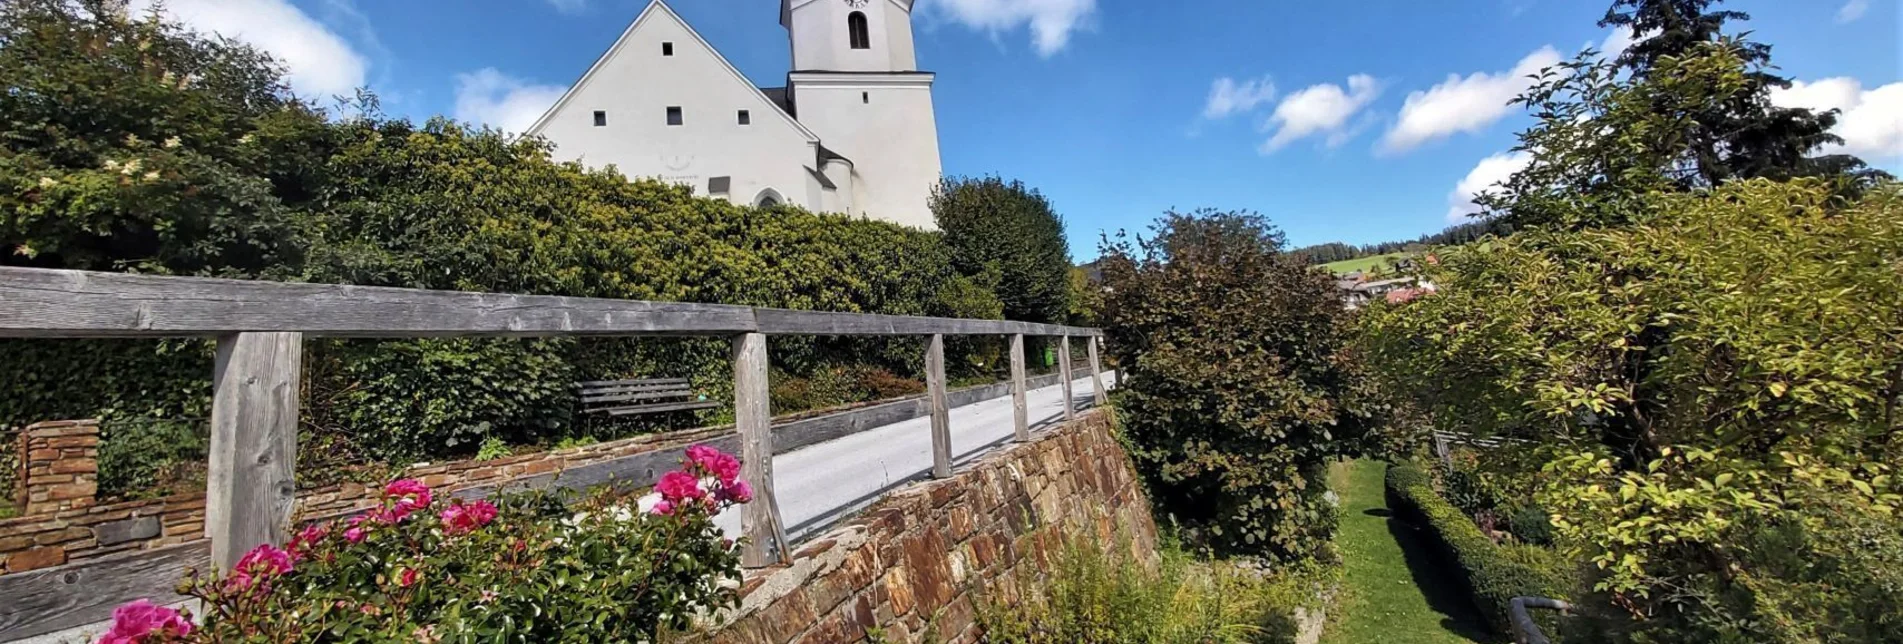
[593,110,607,126]
[662,42,674,56]
[737,110,751,125]
[666,106,683,126]
[861,92,870,104]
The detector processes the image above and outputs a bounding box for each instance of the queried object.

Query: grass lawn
[1322,459,1497,644]
[1320,252,1411,276]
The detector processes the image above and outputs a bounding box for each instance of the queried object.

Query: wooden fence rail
[0,266,1106,629]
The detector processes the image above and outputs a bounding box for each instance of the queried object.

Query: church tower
[783,0,942,229]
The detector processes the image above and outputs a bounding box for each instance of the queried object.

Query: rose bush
[99,447,751,643]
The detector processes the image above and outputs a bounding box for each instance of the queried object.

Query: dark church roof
[759,86,794,117]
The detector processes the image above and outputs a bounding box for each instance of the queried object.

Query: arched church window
[755,189,783,208]
[848,12,870,50]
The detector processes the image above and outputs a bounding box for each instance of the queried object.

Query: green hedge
[1385,463,1569,635]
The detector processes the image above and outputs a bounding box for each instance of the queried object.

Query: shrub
[976,537,1328,644]
[1386,463,1569,635]
[0,0,329,277]
[1359,180,1903,640]
[931,176,1072,324]
[1099,210,1376,560]
[96,419,207,501]
[100,447,752,643]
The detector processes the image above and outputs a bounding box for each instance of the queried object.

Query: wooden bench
[577,378,719,417]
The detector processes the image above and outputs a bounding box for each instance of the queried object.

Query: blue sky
[140,0,1899,260]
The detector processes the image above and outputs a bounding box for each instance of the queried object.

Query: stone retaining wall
[707,409,1157,644]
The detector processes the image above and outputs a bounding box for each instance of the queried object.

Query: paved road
[714,372,1116,543]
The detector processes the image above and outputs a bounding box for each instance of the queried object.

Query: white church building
[526,0,943,230]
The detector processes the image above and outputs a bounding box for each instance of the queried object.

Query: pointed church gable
[526,0,824,210]
[526,0,815,143]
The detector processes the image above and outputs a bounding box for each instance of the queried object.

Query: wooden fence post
[1088,335,1107,406]
[206,332,302,571]
[1059,335,1075,422]
[926,334,952,478]
[1010,334,1029,442]
[733,332,785,568]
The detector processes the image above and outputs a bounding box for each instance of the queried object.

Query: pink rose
[685,445,742,483]
[648,499,675,516]
[288,524,328,559]
[382,479,433,520]
[344,514,374,544]
[99,599,192,643]
[399,567,420,588]
[655,470,706,504]
[717,479,754,504]
[440,500,499,535]
[225,543,293,592]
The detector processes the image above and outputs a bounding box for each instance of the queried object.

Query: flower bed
[97,446,752,643]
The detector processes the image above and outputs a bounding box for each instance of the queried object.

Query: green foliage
[1386,464,1571,635]
[1358,180,1903,641]
[0,339,213,429]
[96,419,207,501]
[1100,210,1379,560]
[769,365,923,414]
[976,536,1329,644]
[0,0,329,276]
[307,338,578,461]
[473,437,510,462]
[931,176,1072,324]
[1481,35,1884,230]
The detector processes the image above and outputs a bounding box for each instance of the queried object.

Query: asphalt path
[714,372,1116,543]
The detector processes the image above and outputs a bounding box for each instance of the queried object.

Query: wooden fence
[0,266,1105,637]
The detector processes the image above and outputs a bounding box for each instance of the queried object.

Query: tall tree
[930,176,1072,324]
[1483,0,1885,230]
[0,0,332,276]
[1600,0,1870,187]
[1100,209,1375,560]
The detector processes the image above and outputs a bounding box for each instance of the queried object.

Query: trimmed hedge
[1385,463,1569,635]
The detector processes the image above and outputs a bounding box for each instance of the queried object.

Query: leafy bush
[100,447,752,643]
[976,536,1328,644]
[931,176,1072,324]
[1359,180,1903,640]
[307,338,578,461]
[96,419,207,501]
[1386,464,1570,635]
[0,0,330,277]
[1099,210,1377,560]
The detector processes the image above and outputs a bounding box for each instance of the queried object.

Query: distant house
[1335,274,1433,310]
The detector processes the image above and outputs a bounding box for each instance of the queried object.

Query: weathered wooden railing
[0,266,1104,577]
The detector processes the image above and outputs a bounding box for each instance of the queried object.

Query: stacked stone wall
[709,410,1158,644]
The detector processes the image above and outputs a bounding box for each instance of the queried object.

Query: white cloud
[1259,75,1382,153]
[1837,0,1870,23]
[1770,77,1903,162]
[1381,46,1561,154]
[1202,76,1276,119]
[1446,151,1531,223]
[921,0,1097,57]
[1598,26,1637,59]
[547,0,589,15]
[454,68,568,135]
[127,0,369,98]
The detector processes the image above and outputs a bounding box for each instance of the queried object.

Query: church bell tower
[782,0,942,229]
